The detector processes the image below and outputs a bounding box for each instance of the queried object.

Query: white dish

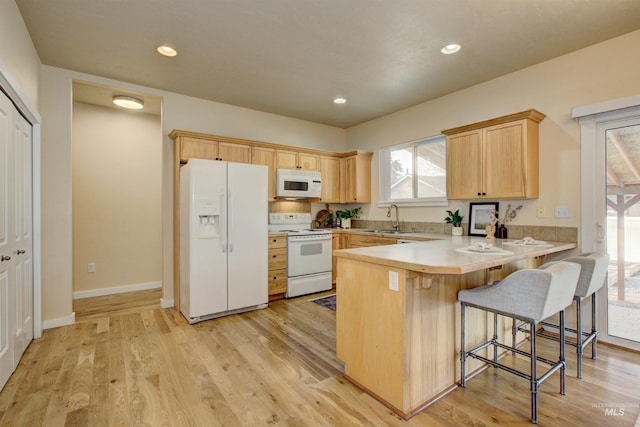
[503,240,552,247]
[466,246,502,253]
[455,247,514,255]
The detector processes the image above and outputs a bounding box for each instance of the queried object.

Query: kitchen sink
[355,229,414,234]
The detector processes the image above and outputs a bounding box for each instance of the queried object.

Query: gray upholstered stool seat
[458,261,581,424]
[527,253,609,379]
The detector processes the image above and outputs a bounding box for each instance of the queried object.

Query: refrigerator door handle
[220,191,227,253]
[228,188,234,252]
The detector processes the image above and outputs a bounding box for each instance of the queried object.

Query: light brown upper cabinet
[340,152,372,203]
[177,136,251,164]
[252,146,276,200]
[320,156,341,203]
[442,109,546,200]
[218,141,251,163]
[179,136,217,162]
[276,149,319,171]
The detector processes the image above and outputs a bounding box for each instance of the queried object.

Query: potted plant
[445,209,464,235]
[336,207,362,229]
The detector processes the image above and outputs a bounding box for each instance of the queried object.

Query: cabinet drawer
[268,248,287,270]
[348,235,398,248]
[268,269,287,295]
[269,234,287,249]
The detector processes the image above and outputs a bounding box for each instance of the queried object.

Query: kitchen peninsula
[333,237,576,419]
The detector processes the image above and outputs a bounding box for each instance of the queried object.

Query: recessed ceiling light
[333,97,347,104]
[112,95,144,110]
[440,44,461,55]
[157,45,177,57]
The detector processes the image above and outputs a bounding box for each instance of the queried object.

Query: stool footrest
[534,322,597,351]
[466,340,563,382]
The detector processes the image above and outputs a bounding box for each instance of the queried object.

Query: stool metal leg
[559,310,566,395]
[512,316,517,355]
[591,292,598,360]
[576,298,583,379]
[530,321,538,424]
[494,313,499,363]
[460,303,466,387]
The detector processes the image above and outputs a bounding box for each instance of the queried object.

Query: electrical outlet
[389,271,399,291]
[536,207,545,218]
[88,262,96,273]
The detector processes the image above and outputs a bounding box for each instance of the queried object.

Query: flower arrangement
[499,204,523,225]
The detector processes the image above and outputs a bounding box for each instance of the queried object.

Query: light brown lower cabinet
[268,234,287,300]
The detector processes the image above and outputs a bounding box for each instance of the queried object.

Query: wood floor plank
[2,289,640,426]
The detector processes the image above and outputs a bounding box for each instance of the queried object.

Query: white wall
[0,0,40,108]
[72,102,162,295]
[346,30,640,233]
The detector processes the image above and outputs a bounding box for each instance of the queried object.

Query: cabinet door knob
[16,250,25,255]
[1,255,11,262]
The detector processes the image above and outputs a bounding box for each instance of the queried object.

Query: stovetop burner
[268,213,332,235]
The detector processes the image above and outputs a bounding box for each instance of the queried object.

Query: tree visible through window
[379,135,447,205]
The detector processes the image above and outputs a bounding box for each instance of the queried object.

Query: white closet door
[12,111,33,360]
[0,90,15,390]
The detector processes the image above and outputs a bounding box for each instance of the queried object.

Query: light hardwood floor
[1,290,639,426]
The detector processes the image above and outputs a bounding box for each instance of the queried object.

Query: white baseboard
[42,312,76,330]
[160,298,174,308]
[72,281,162,300]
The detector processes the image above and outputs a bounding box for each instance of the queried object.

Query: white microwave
[276,169,322,198]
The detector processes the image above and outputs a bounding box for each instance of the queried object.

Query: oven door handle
[288,235,333,243]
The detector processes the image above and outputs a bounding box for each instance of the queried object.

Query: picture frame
[468,202,499,236]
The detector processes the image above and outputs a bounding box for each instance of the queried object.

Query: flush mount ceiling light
[112,95,144,110]
[440,43,461,54]
[333,97,347,104]
[157,45,177,57]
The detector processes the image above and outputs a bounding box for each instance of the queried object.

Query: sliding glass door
[602,121,640,346]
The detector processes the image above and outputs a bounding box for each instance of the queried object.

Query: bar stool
[533,253,609,379]
[459,261,581,424]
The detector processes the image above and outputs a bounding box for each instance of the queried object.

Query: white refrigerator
[180,159,268,323]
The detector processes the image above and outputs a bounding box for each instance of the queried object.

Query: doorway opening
[71,81,163,307]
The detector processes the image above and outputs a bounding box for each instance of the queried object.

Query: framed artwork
[468,202,499,236]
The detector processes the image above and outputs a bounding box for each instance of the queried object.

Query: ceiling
[16,0,640,128]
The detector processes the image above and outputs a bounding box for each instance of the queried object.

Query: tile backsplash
[351,219,577,243]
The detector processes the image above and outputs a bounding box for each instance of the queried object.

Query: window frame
[378,134,448,207]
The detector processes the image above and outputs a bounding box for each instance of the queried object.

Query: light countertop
[333,235,577,275]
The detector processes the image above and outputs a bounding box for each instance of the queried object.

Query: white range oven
[268,213,332,298]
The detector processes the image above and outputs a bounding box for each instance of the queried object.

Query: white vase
[452,226,463,236]
[342,218,351,229]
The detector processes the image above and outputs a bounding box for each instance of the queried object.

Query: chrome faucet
[387,204,399,231]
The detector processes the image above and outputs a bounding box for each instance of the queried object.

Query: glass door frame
[575,96,640,351]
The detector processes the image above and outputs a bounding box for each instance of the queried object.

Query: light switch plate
[554,206,570,218]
